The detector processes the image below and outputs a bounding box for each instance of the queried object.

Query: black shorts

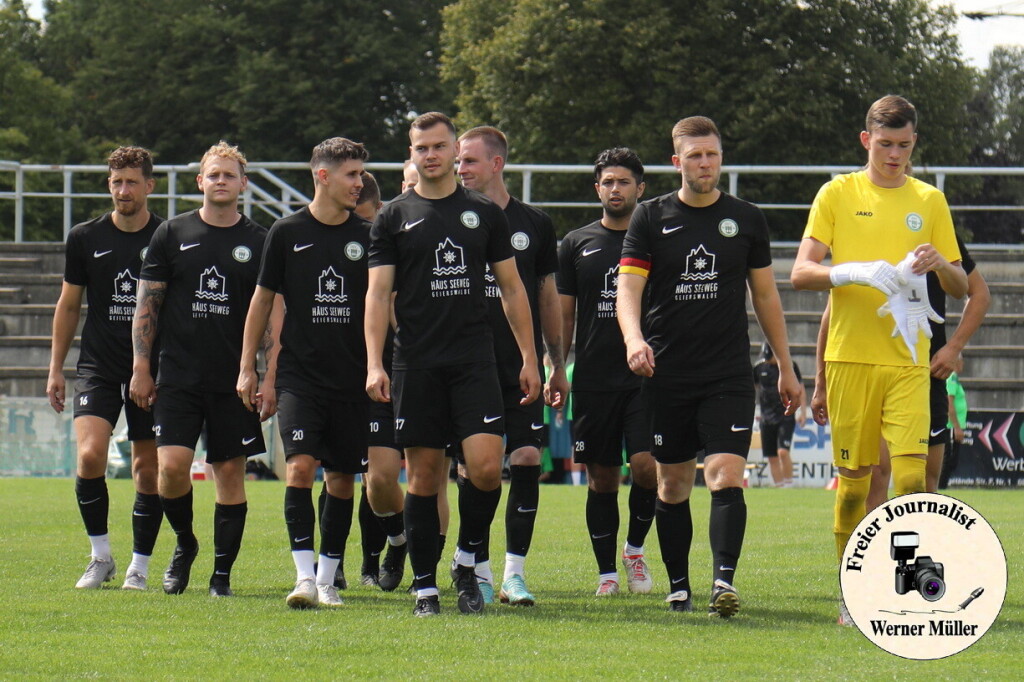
[392,362,504,449]
[760,418,795,458]
[73,374,155,441]
[644,375,755,464]
[368,400,400,451]
[928,376,949,446]
[153,385,264,463]
[571,389,648,467]
[277,389,368,474]
[502,384,545,453]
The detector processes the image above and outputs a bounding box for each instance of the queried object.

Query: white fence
[2,161,1024,242]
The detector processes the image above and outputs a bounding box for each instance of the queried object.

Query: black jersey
[558,220,639,392]
[140,210,266,392]
[258,207,370,399]
[368,185,513,370]
[620,191,772,381]
[753,360,803,425]
[926,234,975,355]
[63,212,163,382]
[485,197,557,387]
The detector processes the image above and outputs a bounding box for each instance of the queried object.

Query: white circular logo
[461,211,480,229]
[232,246,252,263]
[140,247,148,261]
[718,218,739,238]
[511,231,530,250]
[906,213,923,232]
[345,241,364,261]
[839,492,1005,660]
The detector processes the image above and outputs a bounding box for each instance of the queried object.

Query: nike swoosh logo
[132,511,150,517]
[530,423,544,431]
[215,553,228,558]
[468,539,483,546]
[325,553,341,558]
[179,243,200,251]
[581,248,602,257]
[719,566,733,571]
[402,218,425,231]
[80,497,102,505]
[730,425,750,432]
[414,573,432,580]
[361,458,369,466]
[662,225,684,235]
[930,428,946,437]
[517,506,537,513]
[671,577,686,585]
[242,437,257,445]
[591,532,612,540]
[93,250,112,258]
[293,243,314,252]
[483,415,501,423]
[294,536,311,543]
[214,571,229,576]
[636,515,655,522]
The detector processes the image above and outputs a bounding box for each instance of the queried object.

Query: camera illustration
[891,531,945,601]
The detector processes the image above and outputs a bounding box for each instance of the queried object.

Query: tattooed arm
[129,279,166,410]
[538,273,568,409]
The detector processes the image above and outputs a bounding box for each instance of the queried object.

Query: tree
[441,0,976,238]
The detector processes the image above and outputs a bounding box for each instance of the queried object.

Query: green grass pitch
[0,479,1019,679]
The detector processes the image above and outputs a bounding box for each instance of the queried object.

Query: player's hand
[811,381,828,426]
[912,243,948,276]
[236,367,259,412]
[519,363,542,405]
[830,260,902,296]
[366,367,391,403]
[46,371,66,414]
[954,426,964,443]
[878,259,943,364]
[929,344,960,381]
[256,381,277,422]
[544,366,569,409]
[797,410,807,428]
[778,366,803,417]
[129,371,156,411]
[625,337,655,377]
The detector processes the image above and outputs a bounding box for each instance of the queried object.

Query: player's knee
[509,446,540,466]
[834,473,870,530]
[285,455,317,486]
[891,455,926,496]
[76,449,108,478]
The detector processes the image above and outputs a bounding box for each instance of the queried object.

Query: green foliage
[37,0,452,164]
[0,479,1020,677]
[441,0,976,239]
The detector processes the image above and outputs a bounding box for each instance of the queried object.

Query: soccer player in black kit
[48,146,165,590]
[617,117,801,616]
[131,141,272,597]
[366,112,541,617]
[557,148,658,597]
[238,137,371,608]
[455,126,568,606]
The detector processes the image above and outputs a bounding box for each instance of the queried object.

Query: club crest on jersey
[433,238,467,276]
[905,213,923,232]
[345,241,364,261]
[511,231,530,250]
[718,218,739,238]
[195,266,228,301]
[140,247,148,261]
[111,269,138,303]
[315,266,346,303]
[460,211,480,229]
[232,245,252,262]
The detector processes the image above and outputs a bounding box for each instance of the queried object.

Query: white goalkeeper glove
[877,252,944,364]
[829,260,902,296]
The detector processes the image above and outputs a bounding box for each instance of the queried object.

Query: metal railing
[2,160,1023,242]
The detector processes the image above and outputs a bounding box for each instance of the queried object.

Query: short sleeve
[556,233,577,296]
[620,202,652,277]
[257,222,287,292]
[63,229,87,286]
[140,221,172,282]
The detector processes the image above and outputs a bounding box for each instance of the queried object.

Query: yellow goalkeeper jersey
[803,171,961,367]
